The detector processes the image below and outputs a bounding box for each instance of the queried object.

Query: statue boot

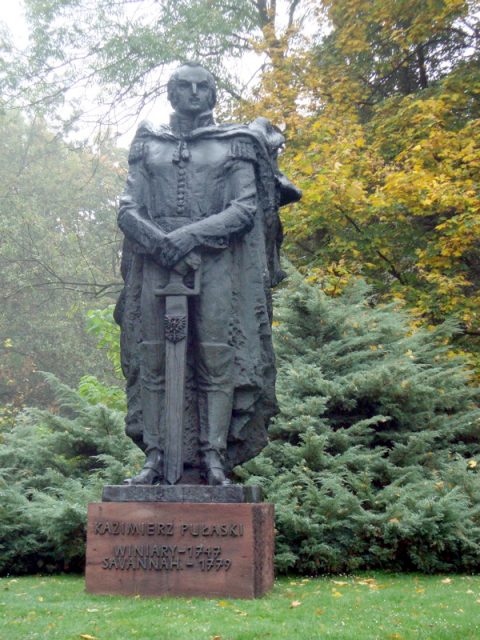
[197,342,234,486]
[124,341,165,485]
[124,448,163,485]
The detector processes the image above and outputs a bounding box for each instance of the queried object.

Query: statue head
[167,63,217,116]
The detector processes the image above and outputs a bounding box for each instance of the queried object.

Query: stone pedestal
[85,486,274,599]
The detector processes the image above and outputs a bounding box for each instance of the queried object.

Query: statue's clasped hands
[154,228,201,273]
[154,229,191,269]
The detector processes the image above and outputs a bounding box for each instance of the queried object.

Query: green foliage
[234,1,480,369]
[239,271,480,574]
[77,375,125,412]
[0,373,139,575]
[2,0,312,127]
[85,305,122,378]
[0,111,124,408]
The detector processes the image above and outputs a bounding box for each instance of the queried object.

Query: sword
[155,265,200,485]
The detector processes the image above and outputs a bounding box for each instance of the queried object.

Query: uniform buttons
[177,163,186,211]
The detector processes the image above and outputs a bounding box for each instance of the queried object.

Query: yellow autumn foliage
[233,0,480,369]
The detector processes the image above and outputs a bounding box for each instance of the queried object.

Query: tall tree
[4,0,480,365]
[318,0,478,111]
[234,0,480,364]
[3,0,314,130]
[0,111,124,406]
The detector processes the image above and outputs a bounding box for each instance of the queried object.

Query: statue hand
[171,251,201,276]
[154,236,183,268]
[184,250,201,271]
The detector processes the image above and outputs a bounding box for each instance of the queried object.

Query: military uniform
[116,112,300,481]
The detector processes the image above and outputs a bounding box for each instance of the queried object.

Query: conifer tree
[2,276,480,575]
[0,374,139,574]
[239,270,480,573]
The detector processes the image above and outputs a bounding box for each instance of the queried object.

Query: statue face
[170,66,213,116]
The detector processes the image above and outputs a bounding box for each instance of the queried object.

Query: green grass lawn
[1,573,479,639]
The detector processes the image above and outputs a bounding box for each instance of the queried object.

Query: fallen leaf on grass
[441,578,452,585]
[356,578,379,588]
[332,581,349,586]
[290,600,302,608]
[387,634,404,639]
[79,635,98,640]
[217,601,231,608]
[356,579,385,591]
[315,609,325,615]
[415,588,425,594]
[87,609,99,613]
[332,590,343,598]
[212,636,222,640]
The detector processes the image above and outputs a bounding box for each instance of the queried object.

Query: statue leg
[197,343,234,485]
[194,253,234,485]
[125,260,167,485]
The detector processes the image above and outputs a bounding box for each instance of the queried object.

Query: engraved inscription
[180,523,244,537]
[94,521,243,573]
[101,545,232,572]
[94,521,174,536]
[93,521,243,537]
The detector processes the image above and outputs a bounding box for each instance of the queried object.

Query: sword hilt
[154,267,200,297]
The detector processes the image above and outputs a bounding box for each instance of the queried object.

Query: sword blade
[163,294,188,485]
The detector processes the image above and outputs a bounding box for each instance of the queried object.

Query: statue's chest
[144,138,228,176]
[143,137,231,218]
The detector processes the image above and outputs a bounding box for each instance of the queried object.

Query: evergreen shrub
[2,274,480,575]
[239,272,480,574]
[0,374,140,575]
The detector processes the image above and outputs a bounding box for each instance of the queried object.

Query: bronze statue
[114,62,301,486]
